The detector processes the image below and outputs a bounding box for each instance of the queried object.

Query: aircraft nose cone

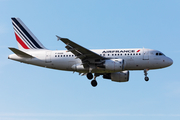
[167,57,173,66]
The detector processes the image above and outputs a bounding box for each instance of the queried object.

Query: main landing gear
[144,69,149,81]
[91,80,97,87]
[86,73,99,87]
[87,73,93,80]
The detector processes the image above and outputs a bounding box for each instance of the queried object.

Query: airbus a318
[8,18,173,87]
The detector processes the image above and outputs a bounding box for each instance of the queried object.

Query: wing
[56,35,105,65]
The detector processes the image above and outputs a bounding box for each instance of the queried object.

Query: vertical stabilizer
[11,17,46,50]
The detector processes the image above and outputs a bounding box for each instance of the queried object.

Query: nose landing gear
[144,69,149,81]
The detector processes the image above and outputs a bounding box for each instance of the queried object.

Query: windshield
[156,52,165,56]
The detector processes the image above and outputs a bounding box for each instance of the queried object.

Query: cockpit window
[156,52,165,56]
[159,53,163,55]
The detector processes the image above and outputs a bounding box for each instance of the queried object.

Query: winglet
[8,47,34,58]
[56,35,69,42]
[56,35,62,41]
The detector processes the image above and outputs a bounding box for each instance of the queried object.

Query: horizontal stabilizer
[8,47,34,58]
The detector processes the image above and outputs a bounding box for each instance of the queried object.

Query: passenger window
[58,55,59,57]
[112,54,114,56]
[64,55,65,57]
[139,53,141,55]
[108,54,109,56]
[55,55,57,57]
[61,55,62,57]
[69,55,71,57]
[159,53,163,56]
[103,54,105,56]
[156,53,158,56]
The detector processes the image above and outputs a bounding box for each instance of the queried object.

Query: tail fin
[11,17,46,50]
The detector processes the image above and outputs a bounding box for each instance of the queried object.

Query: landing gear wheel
[91,80,97,87]
[144,69,149,82]
[145,77,149,81]
[87,73,93,80]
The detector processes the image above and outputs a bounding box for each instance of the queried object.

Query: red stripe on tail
[15,33,29,49]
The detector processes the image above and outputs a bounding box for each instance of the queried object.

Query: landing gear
[144,69,149,81]
[90,73,100,87]
[145,76,149,81]
[87,73,93,80]
[91,80,97,87]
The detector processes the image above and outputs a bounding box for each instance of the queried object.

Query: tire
[87,73,93,80]
[91,80,97,87]
[145,77,149,81]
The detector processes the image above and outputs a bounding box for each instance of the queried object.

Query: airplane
[8,18,173,87]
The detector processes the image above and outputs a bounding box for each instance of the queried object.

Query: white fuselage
[8,48,173,73]
[9,17,173,87]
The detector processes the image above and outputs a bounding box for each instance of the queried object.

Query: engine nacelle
[111,71,129,82]
[72,64,85,71]
[104,59,125,71]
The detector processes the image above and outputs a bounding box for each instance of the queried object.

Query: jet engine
[72,64,85,71]
[103,59,125,71]
[103,71,129,82]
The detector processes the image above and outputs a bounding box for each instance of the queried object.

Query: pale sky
[0,0,179,120]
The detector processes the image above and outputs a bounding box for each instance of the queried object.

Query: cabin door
[45,51,52,63]
[143,49,149,60]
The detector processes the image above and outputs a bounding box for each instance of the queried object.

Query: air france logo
[102,50,141,53]
[102,50,135,53]
[137,50,140,52]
